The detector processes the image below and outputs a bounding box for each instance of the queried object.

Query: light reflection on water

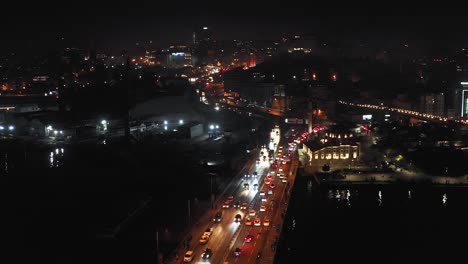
[0,146,67,173]
[277,179,468,263]
[49,147,65,168]
[2,153,8,174]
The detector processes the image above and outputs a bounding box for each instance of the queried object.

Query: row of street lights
[162,120,184,131]
[45,125,64,137]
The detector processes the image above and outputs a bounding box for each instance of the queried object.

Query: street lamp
[45,125,53,137]
[179,119,184,125]
[100,120,108,132]
[209,124,215,138]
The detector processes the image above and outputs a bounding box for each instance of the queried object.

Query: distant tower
[192,32,196,44]
[307,100,313,133]
[193,26,212,67]
[307,112,313,133]
[200,27,212,42]
[249,53,256,67]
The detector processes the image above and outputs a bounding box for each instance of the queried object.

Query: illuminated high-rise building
[192,26,212,44]
[455,82,468,118]
[193,27,212,66]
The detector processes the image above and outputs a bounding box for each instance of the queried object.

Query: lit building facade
[419,93,445,117]
[302,132,360,169]
[455,82,468,118]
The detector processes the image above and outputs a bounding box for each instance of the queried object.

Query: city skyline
[4,3,468,264]
[3,5,468,55]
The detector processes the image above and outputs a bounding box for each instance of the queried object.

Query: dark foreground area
[3,110,271,264]
[4,141,230,264]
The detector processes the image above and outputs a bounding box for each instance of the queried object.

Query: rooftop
[304,136,359,152]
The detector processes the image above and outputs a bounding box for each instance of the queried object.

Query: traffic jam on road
[180,125,300,263]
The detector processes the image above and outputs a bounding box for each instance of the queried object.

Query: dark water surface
[276,178,468,264]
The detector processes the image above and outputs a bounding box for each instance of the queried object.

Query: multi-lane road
[168,126,300,264]
[224,152,297,264]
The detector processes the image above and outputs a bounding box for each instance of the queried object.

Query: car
[264,179,271,185]
[234,247,241,256]
[243,183,249,190]
[184,251,194,262]
[254,218,261,226]
[261,196,267,202]
[263,218,270,227]
[253,183,259,189]
[244,173,251,178]
[244,234,254,243]
[260,205,266,212]
[234,201,241,208]
[266,175,273,181]
[213,211,223,222]
[234,214,242,222]
[227,196,234,202]
[252,171,258,177]
[222,201,231,208]
[199,234,210,244]
[282,178,287,183]
[249,210,256,216]
[199,229,212,244]
[245,217,252,225]
[203,228,213,237]
[268,189,273,195]
[240,203,247,210]
[201,248,212,259]
[259,191,265,196]
[270,183,276,189]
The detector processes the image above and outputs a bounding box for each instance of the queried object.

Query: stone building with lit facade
[302,131,360,170]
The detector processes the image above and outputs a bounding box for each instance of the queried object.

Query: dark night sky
[3,2,467,56]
